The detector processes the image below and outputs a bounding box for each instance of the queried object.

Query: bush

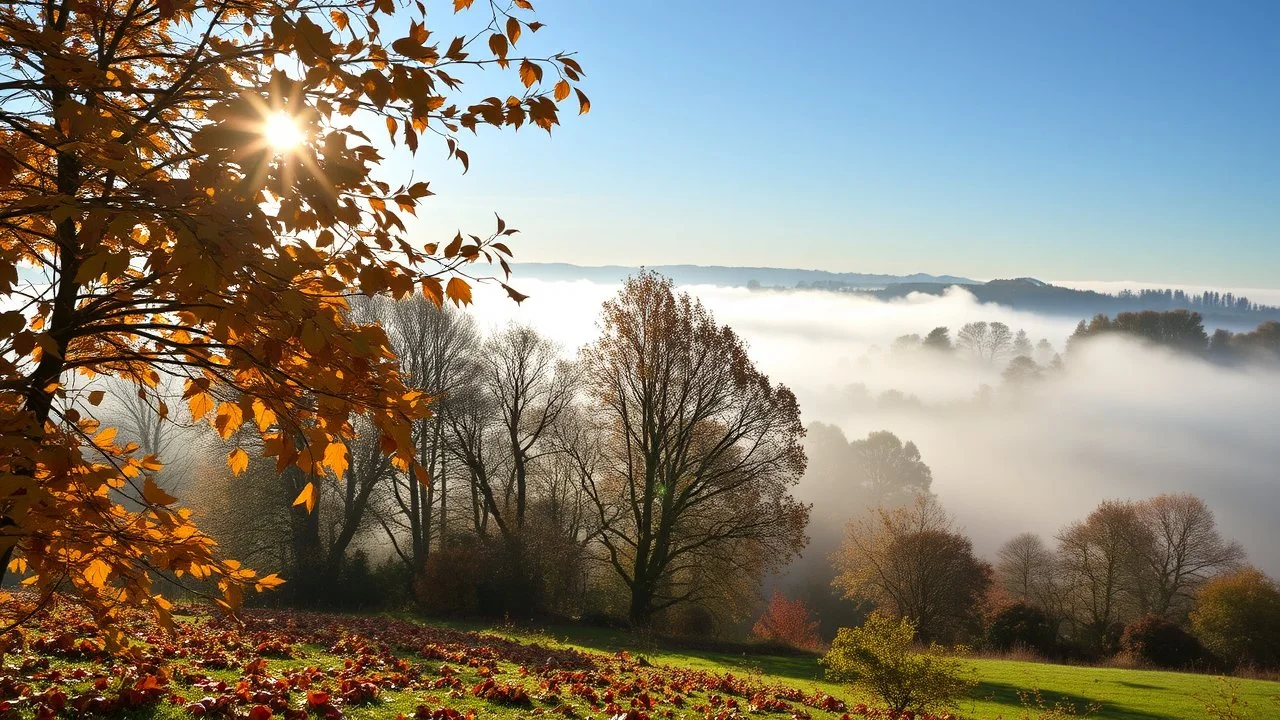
[1119,614,1205,669]
[1191,568,1280,670]
[986,603,1057,657]
[753,592,822,651]
[821,612,974,716]
[414,545,484,616]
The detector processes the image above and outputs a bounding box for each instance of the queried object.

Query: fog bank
[465,279,1280,575]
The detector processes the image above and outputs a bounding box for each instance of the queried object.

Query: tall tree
[956,321,1014,363]
[373,296,479,578]
[849,431,932,507]
[0,0,588,635]
[1055,500,1153,642]
[1135,494,1244,617]
[580,273,809,625]
[922,326,952,352]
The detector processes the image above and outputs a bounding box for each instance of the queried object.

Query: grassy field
[2,602,1278,720]
[479,620,1280,720]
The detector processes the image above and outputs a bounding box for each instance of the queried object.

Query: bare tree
[1055,500,1153,640]
[580,273,809,625]
[956,321,1015,363]
[372,296,479,574]
[833,494,991,644]
[1136,494,1244,617]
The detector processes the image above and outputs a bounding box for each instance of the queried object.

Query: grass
[5,605,1280,720]
[478,619,1280,720]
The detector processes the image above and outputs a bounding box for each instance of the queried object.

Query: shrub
[821,612,974,716]
[753,592,823,651]
[987,603,1057,657]
[414,545,484,617]
[1191,568,1280,669]
[1119,614,1205,669]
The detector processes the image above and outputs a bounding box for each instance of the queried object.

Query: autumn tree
[1055,500,1153,645]
[833,494,992,644]
[0,0,588,636]
[753,592,822,651]
[580,273,809,625]
[1190,567,1280,669]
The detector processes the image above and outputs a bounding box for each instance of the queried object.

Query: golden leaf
[228,448,250,475]
[292,482,317,513]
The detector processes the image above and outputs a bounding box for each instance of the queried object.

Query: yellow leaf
[143,476,178,506]
[85,558,111,588]
[214,402,244,440]
[255,573,286,591]
[292,482,317,513]
[322,441,349,479]
[188,391,214,420]
[252,398,277,431]
[228,448,250,475]
[94,426,118,446]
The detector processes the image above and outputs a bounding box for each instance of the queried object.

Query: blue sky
[415,1,1280,287]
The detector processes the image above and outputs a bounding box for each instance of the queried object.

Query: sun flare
[262,110,304,153]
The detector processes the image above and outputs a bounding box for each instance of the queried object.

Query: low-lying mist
[466,278,1280,576]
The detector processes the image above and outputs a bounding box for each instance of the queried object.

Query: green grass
[10,610,1280,720]
[480,620,1280,720]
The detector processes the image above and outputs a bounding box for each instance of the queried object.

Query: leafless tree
[1135,493,1244,617]
[579,272,809,625]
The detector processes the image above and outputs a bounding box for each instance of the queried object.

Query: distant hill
[862,278,1280,330]
[507,265,1280,330]
[511,262,976,288]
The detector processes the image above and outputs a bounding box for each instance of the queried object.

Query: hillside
[4,598,1278,720]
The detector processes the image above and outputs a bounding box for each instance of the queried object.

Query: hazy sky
[413,0,1279,288]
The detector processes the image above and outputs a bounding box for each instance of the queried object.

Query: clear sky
[415,1,1280,288]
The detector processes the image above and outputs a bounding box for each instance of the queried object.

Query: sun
[262,110,305,153]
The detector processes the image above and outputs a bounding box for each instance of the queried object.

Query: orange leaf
[575,88,591,115]
[453,0,475,10]
[214,402,244,440]
[322,441,349,479]
[143,476,178,506]
[85,558,111,589]
[446,277,473,306]
[228,448,250,475]
[293,482,317,513]
[519,60,542,88]
[554,79,571,102]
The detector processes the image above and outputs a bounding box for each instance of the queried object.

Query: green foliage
[821,612,974,715]
[1191,568,1280,669]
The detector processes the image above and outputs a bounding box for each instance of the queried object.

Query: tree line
[115,273,809,629]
